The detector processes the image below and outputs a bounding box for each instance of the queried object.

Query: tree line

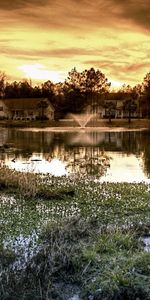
[0,67,150,119]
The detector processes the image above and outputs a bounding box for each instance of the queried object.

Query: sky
[0,0,150,88]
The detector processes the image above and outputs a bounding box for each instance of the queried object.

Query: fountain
[70,112,95,128]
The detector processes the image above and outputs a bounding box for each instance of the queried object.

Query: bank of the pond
[0,167,150,299]
[0,118,150,129]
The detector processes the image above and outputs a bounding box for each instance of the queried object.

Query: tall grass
[0,164,39,197]
[0,216,150,299]
[0,165,150,299]
[0,164,75,199]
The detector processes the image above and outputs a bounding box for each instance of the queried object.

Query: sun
[18,64,62,83]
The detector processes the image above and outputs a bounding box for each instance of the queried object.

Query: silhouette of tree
[66,67,111,110]
[0,72,6,98]
[37,99,49,121]
[2,67,148,121]
[4,80,33,98]
[4,81,20,98]
[41,80,55,98]
[142,72,150,94]
[32,85,42,98]
[62,82,85,114]
[123,99,137,124]
[18,80,33,98]
[50,82,70,119]
[141,72,150,118]
[104,101,116,124]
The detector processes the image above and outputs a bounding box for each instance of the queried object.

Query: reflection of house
[0,128,9,146]
[0,98,54,120]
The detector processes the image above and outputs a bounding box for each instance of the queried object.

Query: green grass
[0,168,150,299]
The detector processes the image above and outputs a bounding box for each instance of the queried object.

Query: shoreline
[0,118,150,129]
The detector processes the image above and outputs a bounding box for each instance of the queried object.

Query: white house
[0,98,54,120]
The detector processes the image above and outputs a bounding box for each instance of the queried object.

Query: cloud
[0,0,49,10]
[1,45,99,60]
[83,58,150,86]
[112,0,150,31]
[0,0,150,34]
[0,0,150,86]
[123,62,150,72]
[0,0,124,32]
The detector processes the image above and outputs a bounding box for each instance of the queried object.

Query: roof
[3,98,54,111]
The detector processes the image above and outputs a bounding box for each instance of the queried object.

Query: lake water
[0,127,150,183]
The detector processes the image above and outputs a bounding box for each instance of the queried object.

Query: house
[86,98,141,119]
[87,100,120,118]
[0,98,54,120]
[103,99,141,119]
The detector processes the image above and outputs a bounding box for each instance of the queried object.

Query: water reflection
[100,152,146,182]
[7,157,67,176]
[0,128,150,182]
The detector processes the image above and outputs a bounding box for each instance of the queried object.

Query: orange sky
[0,0,150,88]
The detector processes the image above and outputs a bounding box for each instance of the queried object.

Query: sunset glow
[18,64,62,82]
[109,80,124,89]
[0,1,150,86]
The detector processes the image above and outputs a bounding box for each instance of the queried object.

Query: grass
[0,217,149,299]
[0,118,150,129]
[0,167,150,299]
[0,164,75,199]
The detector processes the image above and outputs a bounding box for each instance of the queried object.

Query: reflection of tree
[57,147,110,177]
[139,131,150,177]
[121,131,139,155]
[3,130,54,154]
[2,128,150,179]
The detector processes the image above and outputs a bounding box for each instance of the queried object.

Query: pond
[0,126,150,182]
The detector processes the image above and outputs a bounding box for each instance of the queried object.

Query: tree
[62,82,85,114]
[82,67,110,94]
[4,80,33,98]
[141,72,150,118]
[0,72,6,98]
[19,80,33,98]
[123,98,137,124]
[41,80,55,99]
[37,99,49,121]
[104,101,116,124]
[4,81,20,98]
[66,67,111,110]
[142,72,150,95]
[32,85,42,98]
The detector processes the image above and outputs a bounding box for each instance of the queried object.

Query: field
[0,166,150,299]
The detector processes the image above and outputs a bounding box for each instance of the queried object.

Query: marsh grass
[1,217,149,299]
[0,245,16,268]
[0,166,150,299]
[0,165,75,199]
[0,165,39,197]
